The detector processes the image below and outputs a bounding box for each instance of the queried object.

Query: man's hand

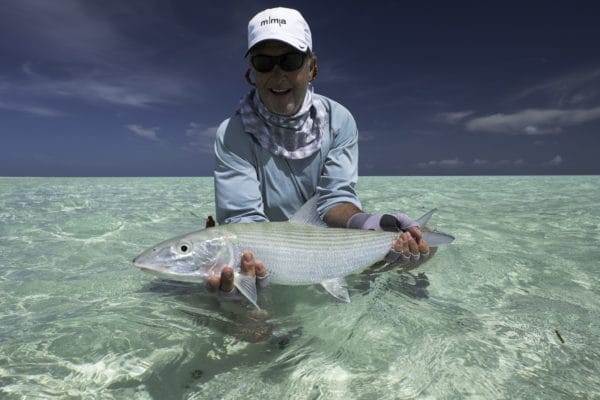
[387,226,429,262]
[347,212,429,262]
[206,251,267,294]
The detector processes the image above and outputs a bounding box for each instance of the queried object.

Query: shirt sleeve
[316,101,362,218]
[213,116,269,224]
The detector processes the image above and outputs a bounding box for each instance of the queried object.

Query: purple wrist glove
[346,212,418,232]
[347,212,422,263]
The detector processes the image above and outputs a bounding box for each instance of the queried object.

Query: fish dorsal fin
[289,195,327,227]
[320,278,351,303]
[415,208,437,229]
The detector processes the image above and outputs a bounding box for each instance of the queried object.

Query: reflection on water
[1,176,599,399]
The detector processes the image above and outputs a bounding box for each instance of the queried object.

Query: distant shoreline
[2,174,599,179]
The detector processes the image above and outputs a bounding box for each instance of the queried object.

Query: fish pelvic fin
[233,272,260,309]
[321,278,351,303]
[289,195,327,227]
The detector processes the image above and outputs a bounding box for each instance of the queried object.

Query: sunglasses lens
[280,53,305,71]
[251,55,276,73]
[251,53,306,73]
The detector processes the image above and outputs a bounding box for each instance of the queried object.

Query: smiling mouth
[270,88,291,95]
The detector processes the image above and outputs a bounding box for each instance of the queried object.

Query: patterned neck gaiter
[238,86,327,159]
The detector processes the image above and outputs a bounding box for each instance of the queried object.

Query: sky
[1,0,599,176]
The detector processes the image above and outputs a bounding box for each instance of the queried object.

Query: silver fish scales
[133,196,454,308]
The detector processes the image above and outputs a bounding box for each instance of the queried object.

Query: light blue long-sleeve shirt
[214,94,361,224]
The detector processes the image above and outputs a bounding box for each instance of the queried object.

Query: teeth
[272,89,289,93]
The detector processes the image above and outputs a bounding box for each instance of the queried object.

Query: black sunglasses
[250,52,306,73]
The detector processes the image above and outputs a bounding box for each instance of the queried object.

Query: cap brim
[244,36,308,57]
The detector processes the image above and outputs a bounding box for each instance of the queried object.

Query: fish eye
[177,241,192,254]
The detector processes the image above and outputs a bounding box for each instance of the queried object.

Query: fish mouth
[132,256,148,268]
[132,258,161,270]
[133,262,155,273]
[132,247,160,268]
[132,257,160,271]
[133,263,173,277]
[132,259,207,283]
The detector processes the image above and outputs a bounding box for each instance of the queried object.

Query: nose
[270,64,286,78]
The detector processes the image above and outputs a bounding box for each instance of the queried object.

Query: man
[208,7,428,296]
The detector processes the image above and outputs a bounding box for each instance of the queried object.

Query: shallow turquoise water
[0,176,599,399]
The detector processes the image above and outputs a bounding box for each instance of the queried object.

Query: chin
[262,94,299,116]
[268,102,299,116]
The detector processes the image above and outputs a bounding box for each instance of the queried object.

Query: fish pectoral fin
[320,278,351,303]
[233,272,260,309]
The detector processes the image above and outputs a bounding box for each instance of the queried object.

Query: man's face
[249,40,315,116]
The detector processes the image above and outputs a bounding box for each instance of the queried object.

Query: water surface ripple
[0,176,598,399]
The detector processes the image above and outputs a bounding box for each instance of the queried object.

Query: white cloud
[569,93,588,105]
[21,62,39,78]
[0,3,197,112]
[471,158,525,168]
[41,75,187,108]
[126,124,160,142]
[419,158,532,170]
[1,1,127,66]
[513,68,600,107]
[358,130,377,142]
[185,122,218,153]
[432,69,600,137]
[0,100,64,117]
[524,125,538,134]
[434,110,475,124]
[0,72,192,112]
[495,159,525,167]
[418,158,464,168]
[543,155,563,166]
[464,107,600,135]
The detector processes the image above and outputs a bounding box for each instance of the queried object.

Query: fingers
[241,251,266,278]
[254,260,267,278]
[220,266,235,292]
[392,231,408,254]
[389,229,429,263]
[205,266,234,293]
[242,251,269,289]
[418,238,429,256]
[206,251,268,295]
[407,226,423,242]
[407,227,429,256]
[387,232,411,263]
[206,275,220,293]
[241,252,255,276]
[393,231,419,255]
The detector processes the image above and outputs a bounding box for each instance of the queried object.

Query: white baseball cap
[246,7,312,55]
